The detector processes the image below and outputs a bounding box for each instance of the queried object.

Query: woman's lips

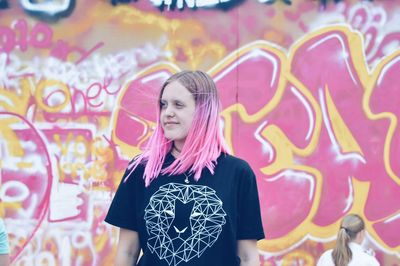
[164,121,179,127]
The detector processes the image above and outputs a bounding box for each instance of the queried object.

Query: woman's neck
[353,230,365,245]
[171,143,182,158]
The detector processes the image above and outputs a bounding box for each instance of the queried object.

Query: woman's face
[160,81,196,148]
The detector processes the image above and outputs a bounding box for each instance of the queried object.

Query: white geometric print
[144,183,226,265]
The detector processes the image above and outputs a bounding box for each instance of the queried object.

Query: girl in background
[317,214,379,266]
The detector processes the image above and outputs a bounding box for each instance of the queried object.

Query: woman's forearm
[240,254,260,266]
[115,228,140,266]
[115,250,138,266]
[238,240,260,266]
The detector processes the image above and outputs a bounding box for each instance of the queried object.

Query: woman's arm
[116,228,141,266]
[238,240,260,266]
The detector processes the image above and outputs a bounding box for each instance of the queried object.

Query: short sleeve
[0,219,9,255]
[104,166,142,231]
[236,162,265,240]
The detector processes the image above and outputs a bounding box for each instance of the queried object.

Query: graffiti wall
[0,0,399,265]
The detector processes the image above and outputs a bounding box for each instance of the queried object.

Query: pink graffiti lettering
[0,19,103,64]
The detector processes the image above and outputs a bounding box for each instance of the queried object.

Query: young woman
[317,214,379,266]
[105,70,264,266]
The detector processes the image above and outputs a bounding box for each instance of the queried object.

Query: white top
[317,242,380,266]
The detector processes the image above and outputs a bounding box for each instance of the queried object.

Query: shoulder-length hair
[127,70,229,186]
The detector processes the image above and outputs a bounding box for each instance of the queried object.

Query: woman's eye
[175,102,184,108]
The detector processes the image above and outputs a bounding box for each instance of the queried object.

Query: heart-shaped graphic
[0,112,53,262]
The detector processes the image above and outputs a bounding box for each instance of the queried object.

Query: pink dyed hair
[127,70,229,186]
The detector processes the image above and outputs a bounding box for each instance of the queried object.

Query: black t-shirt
[105,152,264,266]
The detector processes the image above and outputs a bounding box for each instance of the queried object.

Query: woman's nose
[165,106,175,117]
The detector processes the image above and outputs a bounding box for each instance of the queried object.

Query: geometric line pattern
[144,183,226,265]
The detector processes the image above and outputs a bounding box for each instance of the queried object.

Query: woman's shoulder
[118,156,146,184]
[316,249,334,266]
[216,153,257,181]
[349,243,380,265]
[218,153,252,169]
[351,248,380,265]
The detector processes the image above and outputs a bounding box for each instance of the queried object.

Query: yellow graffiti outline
[35,79,71,113]
[207,42,289,153]
[281,250,316,266]
[324,85,364,156]
[364,49,400,186]
[208,25,400,253]
[288,25,371,90]
[282,24,400,253]
[0,116,26,157]
[206,41,326,252]
[0,83,31,115]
